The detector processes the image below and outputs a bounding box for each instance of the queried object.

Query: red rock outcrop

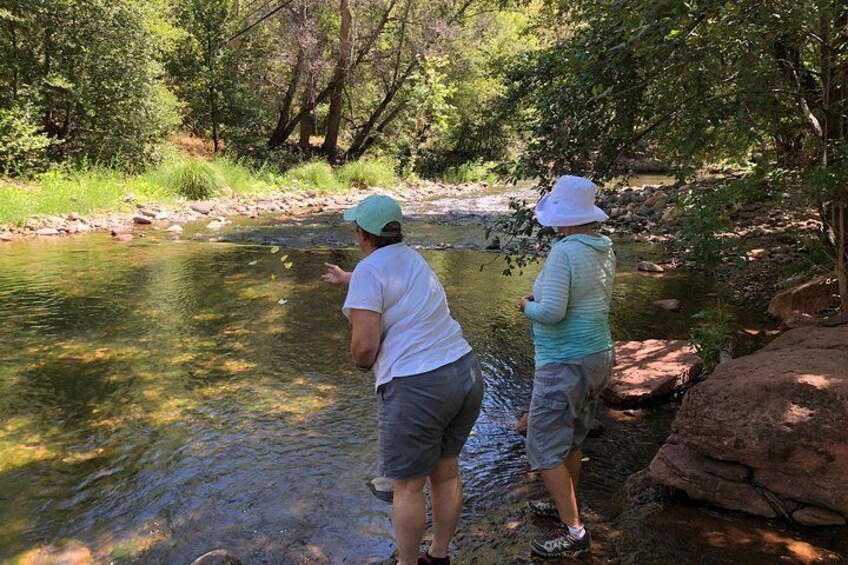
[603,340,703,407]
[768,275,839,328]
[649,326,848,525]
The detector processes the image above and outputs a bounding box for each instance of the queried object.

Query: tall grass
[284,160,344,192]
[0,156,280,227]
[0,153,406,228]
[336,159,398,189]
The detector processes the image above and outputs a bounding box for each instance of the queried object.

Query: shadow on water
[0,209,843,563]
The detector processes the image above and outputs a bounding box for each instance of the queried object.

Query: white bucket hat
[535,175,609,227]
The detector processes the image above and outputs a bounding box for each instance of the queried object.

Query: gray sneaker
[530,526,591,559]
[526,499,559,518]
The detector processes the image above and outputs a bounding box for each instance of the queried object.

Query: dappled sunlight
[782,403,816,426]
[796,373,833,389]
[1,232,837,563]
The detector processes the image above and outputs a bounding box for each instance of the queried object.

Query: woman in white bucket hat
[517,175,616,559]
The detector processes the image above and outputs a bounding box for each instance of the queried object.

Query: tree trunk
[299,79,315,152]
[269,0,397,150]
[838,201,848,312]
[346,61,417,159]
[322,0,352,162]
[268,46,305,147]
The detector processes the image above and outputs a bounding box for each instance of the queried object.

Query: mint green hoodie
[524,234,615,367]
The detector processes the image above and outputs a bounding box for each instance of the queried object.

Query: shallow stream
[0,184,844,564]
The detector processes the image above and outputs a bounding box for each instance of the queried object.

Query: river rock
[0,232,13,241]
[191,549,242,565]
[207,219,228,230]
[111,225,133,236]
[13,539,93,565]
[190,202,215,215]
[132,215,152,225]
[792,505,847,527]
[35,227,60,236]
[166,224,184,234]
[637,261,664,273]
[652,299,680,311]
[603,340,702,407]
[767,275,839,327]
[649,326,848,524]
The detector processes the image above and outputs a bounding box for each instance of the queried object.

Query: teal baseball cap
[343,195,403,236]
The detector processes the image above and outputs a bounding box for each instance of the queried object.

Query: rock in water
[649,326,848,525]
[35,227,60,236]
[652,299,681,311]
[603,341,702,407]
[190,201,215,215]
[637,261,664,273]
[191,549,242,565]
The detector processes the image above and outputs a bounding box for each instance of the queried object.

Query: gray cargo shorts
[377,351,484,481]
[526,348,614,472]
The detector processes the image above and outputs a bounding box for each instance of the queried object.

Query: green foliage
[161,160,224,200]
[285,161,343,192]
[690,298,733,373]
[440,161,499,185]
[493,0,848,278]
[676,188,736,274]
[0,0,181,169]
[336,159,398,189]
[0,104,52,176]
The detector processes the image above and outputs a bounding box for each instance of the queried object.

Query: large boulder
[603,340,702,407]
[649,326,848,525]
[768,275,839,328]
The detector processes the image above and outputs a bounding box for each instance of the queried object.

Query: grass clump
[441,161,499,185]
[160,159,224,200]
[285,160,343,192]
[336,159,398,189]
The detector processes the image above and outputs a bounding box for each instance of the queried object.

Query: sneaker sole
[530,546,590,559]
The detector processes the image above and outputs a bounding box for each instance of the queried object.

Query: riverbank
[594,177,829,310]
[0,178,490,243]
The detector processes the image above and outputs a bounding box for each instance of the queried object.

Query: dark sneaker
[367,476,394,503]
[527,499,559,518]
[418,552,450,565]
[530,526,591,559]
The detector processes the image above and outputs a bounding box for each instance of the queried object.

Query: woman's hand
[518,294,534,312]
[321,263,352,286]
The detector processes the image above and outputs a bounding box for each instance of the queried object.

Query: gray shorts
[378,351,484,480]
[526,348,614,472]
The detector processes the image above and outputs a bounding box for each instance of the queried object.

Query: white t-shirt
[343,243,472,389]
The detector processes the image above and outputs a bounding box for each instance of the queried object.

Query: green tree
[0,0,180,170]
[498,0,848,310]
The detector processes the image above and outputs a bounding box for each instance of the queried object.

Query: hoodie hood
[557,233,613,251]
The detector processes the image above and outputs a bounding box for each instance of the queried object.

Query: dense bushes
[0,104,52,176]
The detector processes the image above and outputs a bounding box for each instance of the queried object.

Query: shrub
[285,160,343,192]
[690,299,733,373]
[336,159,398,189]
[0,105,52,177]
[162,160,224,200]
[441,160,499,185]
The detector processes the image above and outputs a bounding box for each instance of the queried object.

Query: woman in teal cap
[518,176,615,559]
[322,195,484,565]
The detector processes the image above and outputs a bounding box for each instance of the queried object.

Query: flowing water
[0,185,844,564]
